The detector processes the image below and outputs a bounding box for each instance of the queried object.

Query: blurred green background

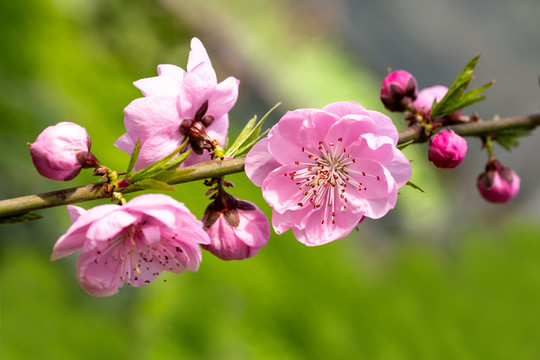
[1,0,540,359]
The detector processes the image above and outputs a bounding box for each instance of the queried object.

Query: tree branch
[1,113,539,220]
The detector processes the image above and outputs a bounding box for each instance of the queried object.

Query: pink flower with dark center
[29,122,98,181]
[51,194,210,297]
[202,192,270,260]
[115,38,239,170]
[428,130,467,168]
[245,101,412,246]
[477,159,520,203]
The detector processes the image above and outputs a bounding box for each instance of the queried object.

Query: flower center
[93,223,185,286]
[285,138,379,224]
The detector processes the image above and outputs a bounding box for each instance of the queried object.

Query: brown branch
[1,113,539,221]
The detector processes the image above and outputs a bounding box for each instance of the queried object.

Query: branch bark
[1,113,539,220]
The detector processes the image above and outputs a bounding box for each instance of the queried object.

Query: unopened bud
[428,130,467,169]
[477,159,520,203]
[380,70,417,112]
[29,122,97,181]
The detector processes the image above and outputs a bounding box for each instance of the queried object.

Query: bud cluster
[379,66,520,203]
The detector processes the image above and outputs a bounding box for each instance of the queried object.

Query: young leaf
[125,139,141,175]
[225,102,280,158]
[430,54,493,119]
[130,137,189,183]
[494,126,534,151]
[405,180,425,193]
[225,115,257,157]
[397,140,414,150]
[132,179,177,192]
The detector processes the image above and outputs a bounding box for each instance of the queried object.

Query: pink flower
[245,101,412,246]
[477,159,520,203]
[51,194,210,297]
[380,70,417,112]
[411,85,448,115]
[29,122,97,181]
[428,130,467,168]
[202,192,269,260]
[115,38,239,170]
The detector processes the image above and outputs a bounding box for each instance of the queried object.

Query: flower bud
[29,122,97,181]
[411,85,448,115]
[428,130,467,168]
[380,70,418,112]
[477,159,520,203]
[202,192,270,261]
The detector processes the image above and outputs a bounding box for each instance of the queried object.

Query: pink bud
[428,130,467,168]
[29,122,94,181]
[380,70,418,112]
[411,85,448,115]
[202,194,270,261]
[477,159,520,203]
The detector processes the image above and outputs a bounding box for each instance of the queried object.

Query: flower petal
[267,110,313,165]
[177,62,218,119]
[122,96,180,147]
[135,125,184,170]
[134,75,182,97]
[245,138,281,187]
[187,37,212,72]
[262,165,306,212]
[207,76,240,119]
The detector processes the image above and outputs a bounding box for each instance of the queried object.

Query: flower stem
[1,113,539,221]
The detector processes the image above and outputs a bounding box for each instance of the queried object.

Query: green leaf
[130,137,189,183]
[405,181,425,193]
[0,212,43,225]
[397,140,414,150]
[430,54,493,119]
[125,139,141,175]
[494,126,534,151]
[224,115,257,157]
[225,102,280,158]
[152,168,196,183]
[132,179,177,192]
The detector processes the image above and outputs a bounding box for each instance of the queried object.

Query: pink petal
[386,147,412,188]
[365,110,399,145]
[207,76,240,119]
[177,62,217,119]
[51,205,119,261]
[322,101,367,117]
[86,210,140,243]
[187,37,212,72]
[346,158,391,201]
[245,138,281,187]
[134,75,182,97]
[76,245,124,297]
[293,206,360,246]
[347,133,395,166]
[67,205,86,223]
[122,96,180,147]
[135,125,184,170]
[267,110,313,165]
[114,133,137,155]
[262,165,306,212]
[234,206,270,248]
[157,64,186,80]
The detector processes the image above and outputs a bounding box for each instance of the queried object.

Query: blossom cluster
[26,40,522,297]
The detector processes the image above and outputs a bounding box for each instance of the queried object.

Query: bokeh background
[2,0,540,359]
